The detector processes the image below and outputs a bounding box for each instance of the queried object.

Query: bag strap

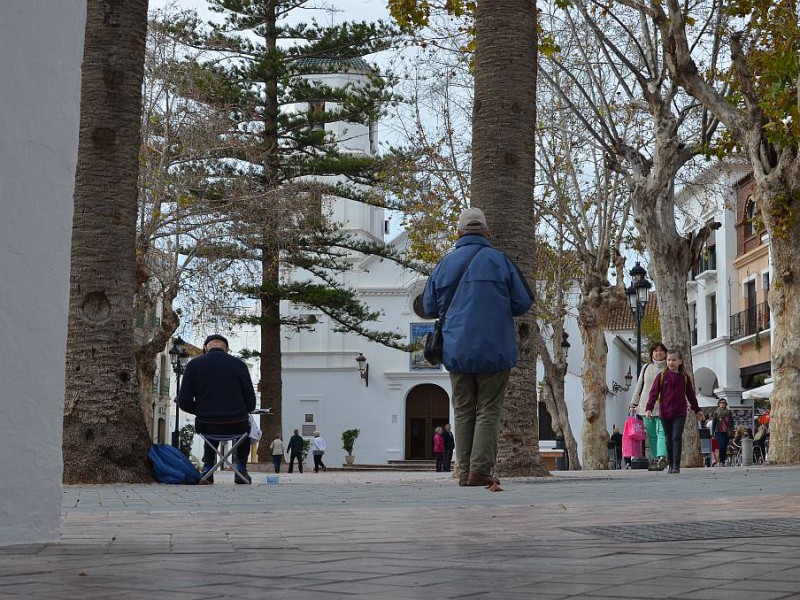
[440,245,486,321]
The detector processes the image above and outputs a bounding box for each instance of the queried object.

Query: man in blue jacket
[178,334,257,484]
[423,208,533,488]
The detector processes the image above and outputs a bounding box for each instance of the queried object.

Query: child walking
[646,349,704,474]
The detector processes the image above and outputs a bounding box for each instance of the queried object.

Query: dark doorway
[405,384,449,459]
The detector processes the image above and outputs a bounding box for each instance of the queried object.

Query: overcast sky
[149,0,391,26]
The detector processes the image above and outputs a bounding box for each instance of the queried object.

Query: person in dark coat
[610,426,623,469]
[286,429,304,473]
[423,208,534,489]
[178,334,257,484]
[442,423,455,472]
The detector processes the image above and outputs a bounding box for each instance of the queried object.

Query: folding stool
[198,432,250,483]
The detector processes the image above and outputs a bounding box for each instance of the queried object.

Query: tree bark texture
[753,153,800,464]
[578,292,611,469]
[257,250,283,462]
[472,0,547,476]
[652,0,800,463]
[63,0,153,484]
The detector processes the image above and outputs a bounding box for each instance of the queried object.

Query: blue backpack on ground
[148,444,202,484]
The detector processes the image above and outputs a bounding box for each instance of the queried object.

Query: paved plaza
[2,466,800,599]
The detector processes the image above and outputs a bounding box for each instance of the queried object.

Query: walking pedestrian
[646,349,704,474]
[311,431,327,473]
[269,434,284,473]
[433,427,445,472]
[711,399,734,466]
[442,423,455,472]
[286,429,304,473]
[422,207,534,490]
[630,342,669,471]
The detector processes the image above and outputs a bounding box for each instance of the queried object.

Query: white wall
[0,1,84,546]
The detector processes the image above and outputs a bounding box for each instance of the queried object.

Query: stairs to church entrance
[341,460,437,471]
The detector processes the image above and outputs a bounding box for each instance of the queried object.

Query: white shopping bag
[248,413,263,443]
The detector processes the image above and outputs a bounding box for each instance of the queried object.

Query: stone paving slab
[0,466,799,598]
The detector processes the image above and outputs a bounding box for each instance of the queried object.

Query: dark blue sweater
[178,348,257,421]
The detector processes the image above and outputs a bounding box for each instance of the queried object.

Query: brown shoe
[465,471,501,487]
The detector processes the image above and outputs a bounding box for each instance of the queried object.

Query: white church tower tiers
[294,57,385,244]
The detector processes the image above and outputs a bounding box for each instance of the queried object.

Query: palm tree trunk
[472,0,547,476]
[63,0,152,483]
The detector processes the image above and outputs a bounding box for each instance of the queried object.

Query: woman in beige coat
[630,342,668,471]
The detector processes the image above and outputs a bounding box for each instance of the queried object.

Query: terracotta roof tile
[603,293,658,331]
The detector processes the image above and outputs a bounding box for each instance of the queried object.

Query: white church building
[196,58,639,469]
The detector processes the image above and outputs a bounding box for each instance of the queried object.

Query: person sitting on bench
[178,334,257,484]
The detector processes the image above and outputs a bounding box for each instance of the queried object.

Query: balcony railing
[730,301,771,341]
[689,246,717,280]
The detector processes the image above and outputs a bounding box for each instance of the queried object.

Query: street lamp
[625,262,652,377]
[560,330,571,359]
[355,352,369,387]
[611,366,634,394]
[169,336,190,448]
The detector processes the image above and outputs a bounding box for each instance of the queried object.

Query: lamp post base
[171,430,180,449]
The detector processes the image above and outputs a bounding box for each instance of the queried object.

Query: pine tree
[159,1,405,458]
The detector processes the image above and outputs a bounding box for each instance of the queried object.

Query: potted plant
[341,429,360,465]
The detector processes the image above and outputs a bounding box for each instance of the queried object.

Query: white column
[0,1,85,545]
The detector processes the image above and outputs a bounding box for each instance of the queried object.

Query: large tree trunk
[255,1,284,463]
[753,152,800,464]
[257,251,283,462]
[63,0,152,484]
[624,111,716,468]
[654,0,800,465]
[578,286,612,469]
[472,0,547,476]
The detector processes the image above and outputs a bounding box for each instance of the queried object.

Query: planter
[345,455,355,465]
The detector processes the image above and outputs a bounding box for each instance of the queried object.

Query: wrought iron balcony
[730,301,771,341]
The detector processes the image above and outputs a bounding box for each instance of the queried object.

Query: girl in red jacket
[646,349,704,474]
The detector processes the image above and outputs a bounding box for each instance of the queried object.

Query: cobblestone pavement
[2,466,800,599]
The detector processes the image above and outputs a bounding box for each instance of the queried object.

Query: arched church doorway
[405,384,449,459]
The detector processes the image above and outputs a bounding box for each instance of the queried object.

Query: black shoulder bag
[423,246,485,366]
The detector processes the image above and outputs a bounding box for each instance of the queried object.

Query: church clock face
[412,294,430,319]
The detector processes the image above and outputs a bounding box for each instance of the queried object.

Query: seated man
[178,334,257,484]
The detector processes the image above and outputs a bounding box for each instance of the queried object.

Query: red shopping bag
[622,414,646,458]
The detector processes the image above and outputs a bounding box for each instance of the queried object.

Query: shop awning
[742,382,773,400]
[696,395,720,407]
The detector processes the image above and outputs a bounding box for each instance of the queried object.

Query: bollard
[741,437,753,467]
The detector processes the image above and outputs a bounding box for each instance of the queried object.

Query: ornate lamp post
[625,262,652,377]
[355,353,369,387]
[168,336,190,448]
